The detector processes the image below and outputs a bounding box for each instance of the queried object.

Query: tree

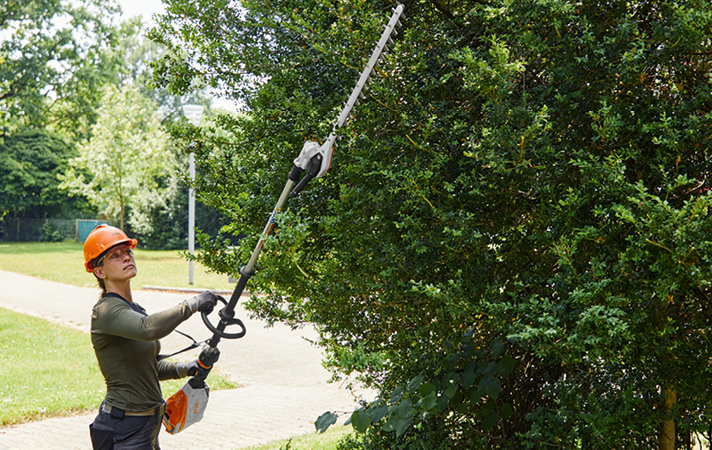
[0,0,124,139]
[60,84,175,232]
[151,0,712,448]
[73,18,231,249]
[0,129,93,218]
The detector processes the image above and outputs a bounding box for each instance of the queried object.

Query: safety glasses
[96,247,134,267]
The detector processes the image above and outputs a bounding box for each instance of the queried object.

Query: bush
[152,0,712,447]
[40,222,64,242]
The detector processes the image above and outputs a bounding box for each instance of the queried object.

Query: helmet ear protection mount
[83,224,138,273]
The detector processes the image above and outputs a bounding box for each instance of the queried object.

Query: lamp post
[182,104,204,285]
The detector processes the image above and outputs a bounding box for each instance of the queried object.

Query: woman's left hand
[186,291,218,314]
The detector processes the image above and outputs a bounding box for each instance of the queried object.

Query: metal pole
[188,152,196,284]
[244,179,296,274]
[183,105,204,285]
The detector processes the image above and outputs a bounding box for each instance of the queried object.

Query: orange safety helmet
[83,224,137,272]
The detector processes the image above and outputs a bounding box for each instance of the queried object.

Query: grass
[0,241,236,291]
[0,307,104,426]
[0,307,238,426]
[242,426,354,450]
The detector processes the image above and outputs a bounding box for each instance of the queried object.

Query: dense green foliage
[0,0,124,224]
[60,84,174,231]
[0,130,93,218]
[151,0,712,448]
[0,0,228,247]
[1,0,122,225]
[0,0,123,139]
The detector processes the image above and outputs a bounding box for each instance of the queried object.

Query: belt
[101,402,157,417]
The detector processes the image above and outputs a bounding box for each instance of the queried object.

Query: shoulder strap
[157,329,204,361]
[102,292,146,315]
[100,293,204,360]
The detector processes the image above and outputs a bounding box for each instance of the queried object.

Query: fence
[0,218,108,242]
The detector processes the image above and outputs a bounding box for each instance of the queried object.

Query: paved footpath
[0,270,366,450]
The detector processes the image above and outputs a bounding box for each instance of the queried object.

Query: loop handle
[201,295,247,340]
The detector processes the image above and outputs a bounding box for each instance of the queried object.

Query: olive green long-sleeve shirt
[90,292,192,412]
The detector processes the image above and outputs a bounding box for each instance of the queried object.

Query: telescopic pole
[199,2,405,354]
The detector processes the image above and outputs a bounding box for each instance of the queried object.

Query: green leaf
[490,339,505,358]
[406,375,425,393]
[469,385,484,404]
[484,378,502,399]
[499,403,514,419]
[422,391,438,411]
[315,411,338,433]
[498,356,516,377]
[382,417,395,433]
[483,362,498,378]
[418,382,437,396]
[395,415,414,437]
[371,404,389,423]
[444,384,458,399]
[443,371,460,387]
[437,395,449,413]
[394,398,413,418]
[390,386,404,404]
[393,401,416,437]
[354,409,373,433]
[482,413,498,431]
[462,362,477,389]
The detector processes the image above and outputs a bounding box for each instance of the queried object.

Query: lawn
[0,241,236,291]
[0,307,237,426]
[243,426,354,450]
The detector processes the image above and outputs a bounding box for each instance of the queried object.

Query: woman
[83,224,217,450]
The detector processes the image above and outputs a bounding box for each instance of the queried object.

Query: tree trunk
[659,387,676,450]
[119,200,125,231]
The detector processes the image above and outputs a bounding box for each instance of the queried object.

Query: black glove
[175,347,220,378]
[175,360,201,378]
[186,290,218,314]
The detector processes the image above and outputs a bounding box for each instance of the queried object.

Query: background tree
[0,129,93,218]
[0,0,226,247]
[151,0,712,448]
[116,25,230,248]
[0,0,123,139]
[0,0,140,238]
[60,84,174,232]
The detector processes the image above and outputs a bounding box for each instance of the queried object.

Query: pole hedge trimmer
[163,3,405,434]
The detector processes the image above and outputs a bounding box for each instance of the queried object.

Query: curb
[141,285,238,296]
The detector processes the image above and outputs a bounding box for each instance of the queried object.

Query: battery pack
[163,380,210,434]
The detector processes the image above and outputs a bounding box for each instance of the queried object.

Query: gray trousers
[89,403,165,450]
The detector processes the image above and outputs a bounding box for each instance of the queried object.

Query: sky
[116,0,166,26]
[115,0,239,113]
